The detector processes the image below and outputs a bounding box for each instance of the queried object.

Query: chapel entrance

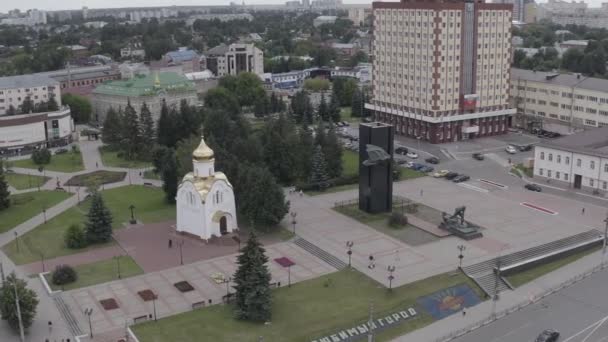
[220,216,228,235]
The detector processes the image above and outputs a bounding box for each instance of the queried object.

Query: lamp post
[457,245,466,269]
[288,265,292,287]
[290,211,297,234]
[178,240,184,265]
[114,256,121,279]
[42,207,47,224]
[225,277,232,297]
[346,241,354,268]
[14,231,19,253]
[603,211,608,266]
[84,308,94,338]
[387,265,396,291]
[129,204,136,224]
[40,252,45,272]
[152,294,158,322]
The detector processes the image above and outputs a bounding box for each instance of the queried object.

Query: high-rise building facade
[367,0,515,143]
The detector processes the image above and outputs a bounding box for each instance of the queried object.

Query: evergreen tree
[323,126,343,178]
[101,108,122,148]
[122,101,141,160]
[261,114,298,184]
[253,94,269,118]
[177,99,201,139]
[290,91,313,124]
[0,162,11,210]
[310,144,330,189]
[85,191,113,244]
[314,120,326,148]
[351,88,363,117]
[329,94,341,123]
[161,150,178,204]
[297,122,314,181]
[6,105,16,116]
[238,165,289,228]
[157,100,178,148]
[233,232,272,322]
[47,95,59,111]
[269,92,279,113]
[317,93,329,121]
[0,272,39,331]
[139,102,155,158]
[19,96,34,114]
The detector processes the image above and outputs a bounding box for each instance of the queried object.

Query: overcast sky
[0,0,605,14]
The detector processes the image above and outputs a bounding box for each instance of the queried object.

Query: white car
[406,152,419,159]
[505,145,517,154]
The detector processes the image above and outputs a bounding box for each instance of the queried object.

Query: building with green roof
[91,72,197,122]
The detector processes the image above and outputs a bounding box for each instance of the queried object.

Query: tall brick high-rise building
[367,0,515,143]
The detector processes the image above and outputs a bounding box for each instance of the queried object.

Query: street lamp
[14,231,19,253]
[224,277,232,297]
[603,211,608,266]
[346,241,354,268]
[387,265,396,291]
[84,308,94,338]
[290,211,297,234]
[129,204,136,224]
[114,256,121,279]
[40,252,45,272]
[42,207,47,224]
[457,245,466,269]
[152,294,158,322]
[178,240,185,265]
[288,265,292,287]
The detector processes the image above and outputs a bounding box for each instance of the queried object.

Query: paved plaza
[60,241,335,337]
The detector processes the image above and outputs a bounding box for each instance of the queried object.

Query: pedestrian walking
[368,255,375,269]
[462,309,466,317]
[420,189,424,197]
[299,190,303,197]
[95,162,98,168]
[582,207,586,215]
[168,239,173,248]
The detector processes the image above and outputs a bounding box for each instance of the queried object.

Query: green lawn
[512,164,533,178]
[132,269,484,342]
[65,170,126,187]
[143,170,161,180]
[99,146,152,169]
[13,152,84,173]
[0,191,72,233]
[340,107,360,123]
[2,185,175,265]
[398,167,427,180]
[342,150,358,177]
[5,173,50,190]
[506,246,601,288]
[45,255,143,291]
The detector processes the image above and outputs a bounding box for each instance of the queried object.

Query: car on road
[433,170,449,178]
[54,148,68,155]
[425,156,440,164]
[406,151,419,159]
[445,172,459,180]
[410,162,424,170]
[419,165,434,173]
[472,153,485,161]
[505,145,517,154]
[519,144,533,152]
[535,329,559,342]
[452,174,470,183]
[525,183,542,192]
[395,147,408,155]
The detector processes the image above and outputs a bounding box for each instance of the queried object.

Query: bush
[51,265,77,285]
[31,148,51,165]
[405,203,419,214]
[64,224,87,249]
[389,212,408,228]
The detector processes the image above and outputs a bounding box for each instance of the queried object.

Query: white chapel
[176,136,238,240]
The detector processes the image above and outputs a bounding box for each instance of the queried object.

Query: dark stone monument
[438,206,483,240]
[359,122,394,213]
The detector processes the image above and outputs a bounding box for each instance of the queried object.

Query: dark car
[535,329,559,342]
[453,175,470,183]
[472,153,485,161]
[54,148,68,155]
[396,159,408,165]
[525,183,542,192]
[395,147,409,155]
[425,156,440,164]
[410,163,424,170]
[519,144,533,152]
[445,172,459,180]
[420,165,434,173]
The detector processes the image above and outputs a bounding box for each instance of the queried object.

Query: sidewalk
[20,245,127,274]
[392,249,607,342]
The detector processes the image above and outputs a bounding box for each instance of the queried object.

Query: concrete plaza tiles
[60,242,335,335]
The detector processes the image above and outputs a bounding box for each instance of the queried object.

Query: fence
[333,196,411,209]
[434,263,608,342]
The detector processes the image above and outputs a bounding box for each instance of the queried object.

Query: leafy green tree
[161,149,179,204]
[238,165,289,228]
[19,96,34,114]
[310,144,330,189]
[151,145,172,174]
[261,114,298,184]
[175,135,200,178]
[233,232,272,322]
[62,94,91,123]
[204,87,241,119]
[85,192,113,244]
[31,149,51,165]
[303,78,331,92]
[0,273,39,331]
[0,163,10,210]
[121,101,141,160]
[253,94,270,118]
[157,100,178,148]
[64,224,87,249]
[219,72,266,107]
[47,95,59,111]
[332,77,358,107]
[176,99,201,139]
[101,108,122,148]
[317,93,329,121]
[139,102,155,158]
[351,88,364,118]
[51,265,77,286]
[6,105,16,116]
[323,126,343,178]
[561,48,584,72]
[290,91,313,124]
[329,94,341,122]
[296,122,314,181]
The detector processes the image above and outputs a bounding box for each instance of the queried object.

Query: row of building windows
[520,87,608,103]
[540,152,608,172]
[538,168,608,189]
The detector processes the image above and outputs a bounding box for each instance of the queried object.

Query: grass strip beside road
[5,173,50,190]
[13,152,84,173]
[45,255,143,291]
[0,191,72,233]
[133,269,484,342]
[99,146,152,169]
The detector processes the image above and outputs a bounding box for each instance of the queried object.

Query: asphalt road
[451,268,608,342]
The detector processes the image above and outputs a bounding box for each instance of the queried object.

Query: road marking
[458,183,489,193]
[478,179,508,189]
[562,314,608,342]
[520,202,558,215]
[582,317,608,342]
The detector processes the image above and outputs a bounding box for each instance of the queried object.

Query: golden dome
[192,136,214,161]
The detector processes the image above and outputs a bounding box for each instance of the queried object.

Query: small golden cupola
[154,72,161,89]
[192,135,214,161]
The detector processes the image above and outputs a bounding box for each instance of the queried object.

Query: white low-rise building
[533,126,608,193]
[0,75,62,116]
[0,107,73,153]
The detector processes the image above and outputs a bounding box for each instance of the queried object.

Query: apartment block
[0,75,62,115]
[367,0,515,144]
[205,43,264,78]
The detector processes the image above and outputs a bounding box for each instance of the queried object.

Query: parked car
[396,159,408,165]
[518,144,533,152]
[525,183,542,192]
[472,153,485,161]
[54,148,68,155]
[341,121,350,127]
[406,151,419,159]
[445,172,459,180]
[395,147,409,155]
[535,329,559,342]
[405,161,415,168]
[452,174,470,183]
[410,163,424,171]
[505,145,517,154]
[419,165,434,173]
[425,156,440,164]
[433,170,449,178]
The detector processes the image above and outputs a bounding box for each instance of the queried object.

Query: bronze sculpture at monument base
[438,206,483,240]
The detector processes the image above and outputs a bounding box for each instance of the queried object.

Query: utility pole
[14,280,25,342]
[367,302,374,342]
[603,211,608,266]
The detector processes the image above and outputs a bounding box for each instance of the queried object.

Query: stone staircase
[293,237,347,270]
[462,229,602,296]
[53,295,83,336]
